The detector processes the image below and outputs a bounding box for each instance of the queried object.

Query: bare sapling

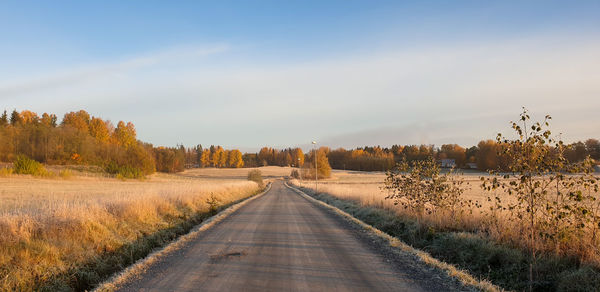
[480,108,599,291]
[383,157,469,229]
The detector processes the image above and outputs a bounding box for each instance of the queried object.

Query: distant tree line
[250,147,305,167]
[250,140,599,172]
[242,146,331,179]
[0,109,155,177]
[3,108,597,176]
[0,109,247,177]
[324,139,600,172]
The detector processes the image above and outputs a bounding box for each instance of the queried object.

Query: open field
[290,170,600,290]
[291,169,600,263]
[180,165,294,179]
[0,168,262,291]
[293,169,494,212]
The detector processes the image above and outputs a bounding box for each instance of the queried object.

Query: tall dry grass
[290,170,600,266]
[0,172,259,291]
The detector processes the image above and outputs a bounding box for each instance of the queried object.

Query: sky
[1,1,599,151]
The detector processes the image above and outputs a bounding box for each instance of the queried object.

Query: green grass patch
[105,162,144,179]
[13,155,51,177]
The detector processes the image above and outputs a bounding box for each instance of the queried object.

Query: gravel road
[118,180,465,292]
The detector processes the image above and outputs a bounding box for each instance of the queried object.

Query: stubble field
[0,167,274,291]
[290,169,600,263]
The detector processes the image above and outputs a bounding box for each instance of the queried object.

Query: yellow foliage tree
[293,148,304,167]
[200,149,211,167]
[20,110,39,124]
[228,149,244,168]
[62,110,91,133]
[112,121,136,148]
[89,117,110,143]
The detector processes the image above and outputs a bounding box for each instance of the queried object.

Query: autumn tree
[40,113,57,127]
[585,139,600,160]
[113,121,136,148]
[89,117,110,143]
[258,147,272,166]
[293,148,304,167]
[20,110,39,124]
[304,148,332,179]
[476,140,499,171]
[228,149,244,168]
[565,141,589,163]
[62,110,91,133]
[242,153,259,167]
[438,144,466,167]
[219,149,228,167]
[210,146,225,167]
[200,149,211,167]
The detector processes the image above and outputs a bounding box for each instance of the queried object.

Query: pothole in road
[209,251,247,263]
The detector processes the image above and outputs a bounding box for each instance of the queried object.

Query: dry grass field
[292,169,495,214]
[0,168,266,291]
[180,165,294,179]
[290,169,600,265]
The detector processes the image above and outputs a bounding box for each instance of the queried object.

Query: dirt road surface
[118,180,464,292]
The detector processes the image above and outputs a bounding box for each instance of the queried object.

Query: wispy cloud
[0,44,229,99]
[1,37,599,148]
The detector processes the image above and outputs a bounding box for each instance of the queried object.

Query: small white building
[440,159,456,168]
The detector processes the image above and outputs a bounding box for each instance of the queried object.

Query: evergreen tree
[0,110,7,126]
[9,110,21,125]
[195,144,203,165]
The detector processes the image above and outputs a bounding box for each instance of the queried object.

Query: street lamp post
[312,141,317,193]
[298,157,302,181]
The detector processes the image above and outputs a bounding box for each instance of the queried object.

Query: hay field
[292,169,493,214]
[0,168,262,291]
[290,169,600,265]
[180,165,293,179]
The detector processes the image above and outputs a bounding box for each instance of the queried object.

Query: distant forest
[0,109,246,177]
[1,109,598,176]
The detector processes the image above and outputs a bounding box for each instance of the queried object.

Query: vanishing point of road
[119,180,464,292]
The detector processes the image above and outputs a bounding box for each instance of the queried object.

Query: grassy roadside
[45,185,266,291]
[292,184,600,292]
[95,182,272,292]
[0,177,263,292]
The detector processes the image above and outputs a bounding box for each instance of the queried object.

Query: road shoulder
[284,181,500,292]
[94,183,272,292]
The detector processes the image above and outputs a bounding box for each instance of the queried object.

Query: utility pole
[298,157,302,181]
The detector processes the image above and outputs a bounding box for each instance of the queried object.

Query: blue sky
[1,1,599,150]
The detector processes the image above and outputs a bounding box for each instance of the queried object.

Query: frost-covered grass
[0,171,260,291]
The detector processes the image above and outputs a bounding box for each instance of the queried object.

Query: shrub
[206,193,221,215]
[0,167,13,177]
[105,161,144,179]
[59,169,73,179]
[247,169,263,186]
[481,108,600,290]
[384,157,467,225]
[290,169,300,179]
[13,155,48,176]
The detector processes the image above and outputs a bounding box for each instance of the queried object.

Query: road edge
[283,181,501,292]
[94,182,272,292]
